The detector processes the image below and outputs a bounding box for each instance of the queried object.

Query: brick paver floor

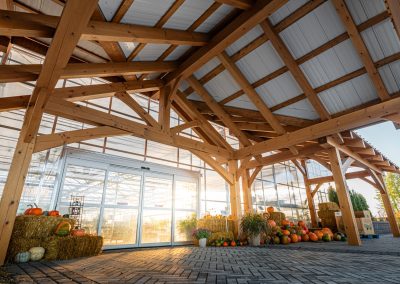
[3,236,400,283]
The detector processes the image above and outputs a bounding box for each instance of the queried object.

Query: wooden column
[241,169,253,213]
[228,160,241,236]
[158,86,171,132]
[301,160,318,227]
[328,147,361,246]
[378,174,400,237]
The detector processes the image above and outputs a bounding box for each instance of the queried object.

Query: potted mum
[240,213,267,246]
[193,228,211,248]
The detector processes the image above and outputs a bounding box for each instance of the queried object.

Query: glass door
[139,173,173,246]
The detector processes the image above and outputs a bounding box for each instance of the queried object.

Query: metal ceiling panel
[99,0,124,21]
[226,96,258,111]
[345,0,386,25]
[121,0,175,26]
[379,60,400,94]
[194,57,221,78]
[361,19,400,62]
[195,4,234,33]
[19,0,63,16]
[132,44,171,61]
[255,72,303,107]
[269,0,309,26]
[165,45,191,61]
[163,0,214,30]
[225,25,264,56]
[279,1,345,59]
[235,42,284,84]
[273,99,319,120]
[203,70,241,101]
[300,39,363,88]
[318,74,378,114]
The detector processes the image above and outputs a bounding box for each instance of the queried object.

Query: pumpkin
[322,233,331,242]
[333,233,342,241]
[281,219,290,227]
[314,230,324,240]
[298,220,305,227]
[30,207,43,216]
[280,235,289,245]
[290,234,298,243]
[273,236,280,244]
[29,247,45,261]
[230,241,236,247]
[15,251,31,263]
[297,235,302,242]
[24,205,33,215]
[268,220,276,227]
[223,241,228,247]
[321,228,333,238]
[71,228,85,237]
[282,230,290,236]
[55,221,72,236]
[309,232,318,242]
[266,207,274,213]
[302,234,310,242]
[289,221,295,227]
[48,210,60,217]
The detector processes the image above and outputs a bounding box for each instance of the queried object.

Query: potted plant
[193,228,211,248]
[240,213,267,246]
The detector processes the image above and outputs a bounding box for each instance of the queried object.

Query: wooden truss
[1,0,400,264]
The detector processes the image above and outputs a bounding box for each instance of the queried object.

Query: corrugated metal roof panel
[235,41,284,84]
[379,60,400,94]
[165,45,191,61]
[132,44,171,61]
[273,99,319,120]
[203,70,241,101]
[255,72,303,107]
[300,39,363,88]
[318,74,378,114]
[345,0,385,25]
[195,4,234,33]
[19,0,63,16]
[269,0,309,26]
[121,0,175,26]
[163,0,213,30]
[194,57,221,78]
[226,96,258,111]
[118,42,137,58]
[361,19,400,62]
[187,92,203,102]
[225,25,264,56]
[279,1,345,59]
[99,0,123,21]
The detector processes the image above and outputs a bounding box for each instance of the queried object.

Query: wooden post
[301,160,318,227]
[228,160,241,236]
[158,86,171,132]
[328,147,361,246]
[377,174,400,237]
[241,169,253,213]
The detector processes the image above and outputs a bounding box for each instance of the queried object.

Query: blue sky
[348,121,400,215]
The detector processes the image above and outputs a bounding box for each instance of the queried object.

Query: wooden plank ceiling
[0,0,399,174]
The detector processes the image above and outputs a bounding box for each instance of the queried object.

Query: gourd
[48,210,60,217]
[267,220,276,227]
[55,221,72,236]
[29,247,45,261]
[15,251,31,263]
[281,219,290,227]
[290,234,298,243]
[322,233,331,242]
[266,207,274,213]
[71,228,85,237]
[24,203,42,216]
[309,232,318,242]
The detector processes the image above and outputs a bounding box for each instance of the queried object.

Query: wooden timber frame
[1,0,400,264]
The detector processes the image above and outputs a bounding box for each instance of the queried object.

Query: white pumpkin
[15,251,30,263]
[29,247,45,261]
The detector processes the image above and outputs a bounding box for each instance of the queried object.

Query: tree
[375,173,400,213]
[328,186,369,211]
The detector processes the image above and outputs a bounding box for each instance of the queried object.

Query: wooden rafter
[332,0,390,101]
[214,0,252,10]
[386,0,400,39]
[192,150,234,185]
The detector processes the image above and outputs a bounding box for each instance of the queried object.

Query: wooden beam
[260,20,330,120]
[192,150,234,185]
[248,166,262,188]
[111,0,134,23]
[0,62,178,83]
[228,160,242,228]
[114,92,160,128]
[302,160,318,227]
[241,169,253,213]
[0,96,30,112]
[158,86,171,132]
[377,173,400,237]
[307,170,370,185]
[332,0,390,101]
[328,147,361,246]
[170,120,201,135]
[235,96,400,159]
[0,0,98,266]
[0,10,210,46]
[214,0,253,9]
[342,157,355,173]
[386,0,400,39]
[164,0,287,83]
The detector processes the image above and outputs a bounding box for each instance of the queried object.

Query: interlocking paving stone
[3,238,400,283]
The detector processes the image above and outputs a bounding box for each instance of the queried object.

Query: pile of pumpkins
[266,219,347,245]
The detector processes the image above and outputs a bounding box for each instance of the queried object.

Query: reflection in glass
[143,176,172,208]
[175,180,197,210]
[105,171,141,206]
[141,209,171,244]
[101,208,138,245]
[174,211,196,242]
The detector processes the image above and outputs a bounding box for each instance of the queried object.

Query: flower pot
[249,235,261,246]
[199,238,207,248]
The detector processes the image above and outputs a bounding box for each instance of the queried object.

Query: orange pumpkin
[290,234,298,243]
[48,210,59,217]
[282,230,290,236]
[71,229,85,237]
[281,219,290,226]
[267,207,274,213]
[281,236,290,245]
[309,232,318,242]
[30,207,43,216]
[231,241,236,247]
[314,230,324,240]
[298,220,305,227]
[223,242,228,247]
[302,234,310,242]
[268,220,276,227]
[321,228,333,238]
[297,235,302,242]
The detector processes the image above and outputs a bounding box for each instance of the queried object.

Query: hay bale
[267,212,285,225]
[317,210,338,219]
[318,202,339,211]
[197,218,234,233]
[12,215,75,239]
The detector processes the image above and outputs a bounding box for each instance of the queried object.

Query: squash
[322,233,331,242]
[333,233,342,241]
[25,203,42,216]
[15,251,31,263]
[280,235,289,245]
[321,228,333,238]
[266,207,274,213]
[281,219,290,227]
[48,210,60,217]
[309,232,318,242]
[314,230,324,240]
[24,204,33,215]
[267,220,276,227]
[302,234,310,242]
[273,236,280,244]
[29,247,45,261]
[55,221,72,236]
[71,228,85,237]
[290,234,298,243]
[282,229,290,236]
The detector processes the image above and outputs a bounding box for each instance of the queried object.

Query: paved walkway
[3,236,400,283]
